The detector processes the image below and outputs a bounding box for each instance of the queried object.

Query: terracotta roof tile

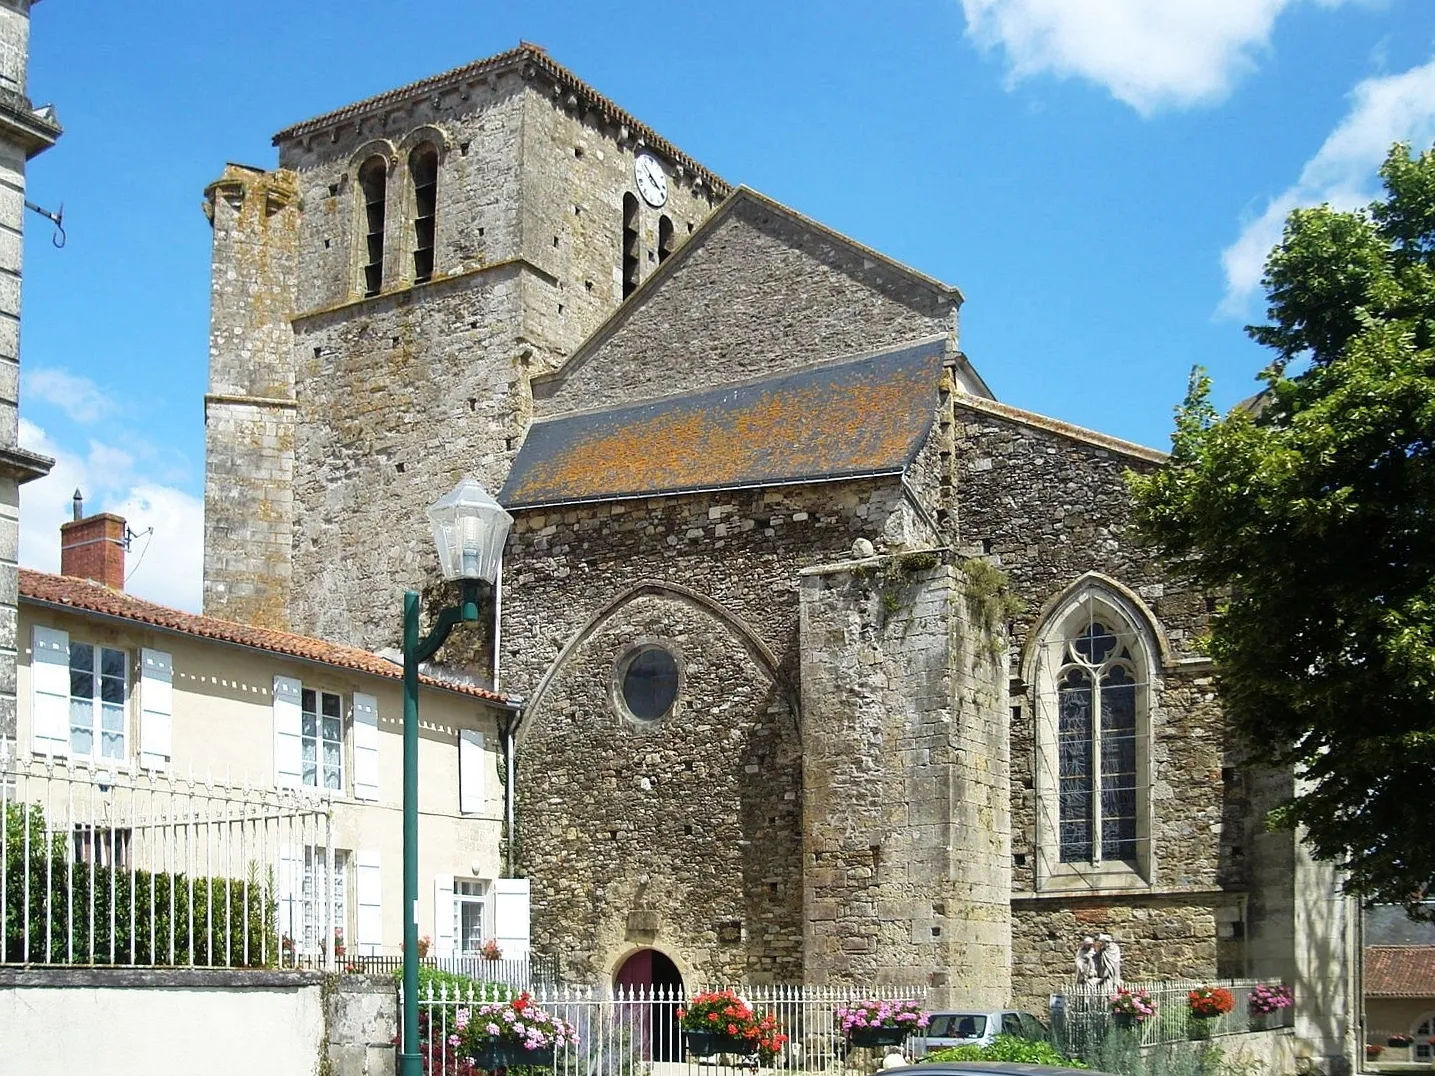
[1365,947,1435,997]
[19,569,513,706]
[501,338,948,510]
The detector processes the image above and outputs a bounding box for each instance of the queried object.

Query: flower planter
[470,1043,556,1070]
[685,1031,759,1058]
[1188,1017,1216,1041]
[849,1026,908,1048]
[1247,1012,1271,1032]
[1113,1013,1138,1031]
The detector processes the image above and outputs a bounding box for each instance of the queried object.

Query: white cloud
[18,418,203,612]
[959,0,1347,114]
[1218,57,1435,316]
[22,367,117,424]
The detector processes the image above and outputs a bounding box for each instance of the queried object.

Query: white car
[910,1011,1051,1058]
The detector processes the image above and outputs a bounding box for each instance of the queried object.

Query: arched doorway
[614,948,684,1061]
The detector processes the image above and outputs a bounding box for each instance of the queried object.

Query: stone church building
[199,43,1354,1041]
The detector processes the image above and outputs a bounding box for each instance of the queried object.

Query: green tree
[1129,143,1435,916]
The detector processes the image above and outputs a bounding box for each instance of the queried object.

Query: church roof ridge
[954,394,1168,464]
[271,43,730,198]
[533,187,965,403]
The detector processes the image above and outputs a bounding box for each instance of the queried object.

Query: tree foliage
[1128,143,1435,916]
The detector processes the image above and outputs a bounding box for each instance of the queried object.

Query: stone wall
[503,479,918,984]
[950,400,1250,1008]
[536,195,958,415]
[798,553,1009,1006]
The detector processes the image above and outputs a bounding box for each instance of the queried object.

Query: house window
[658,214,674,263]
[302,688,344,791]
[69,643,126,761]
[454,878,488,956]
[358,155,387,297]
[73,826,132,870]
[1032,581,1155,888]
[302,847,349,955]
[409,143,438,284]
[622,192,640,298]
[1415,1015,1434,1063]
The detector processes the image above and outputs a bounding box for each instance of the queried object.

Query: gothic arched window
[1031,581,1157,889]
[357,156,388,297]
[622,193,640,298]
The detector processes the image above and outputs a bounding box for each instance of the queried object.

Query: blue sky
[16,0,1435,610]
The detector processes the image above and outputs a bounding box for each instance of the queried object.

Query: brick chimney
[60,490,127,590]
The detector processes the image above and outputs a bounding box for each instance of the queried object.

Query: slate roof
[1365,947,1435,997]
[271,44,729,198]
[501,337,947,510]
[19,570,514,706]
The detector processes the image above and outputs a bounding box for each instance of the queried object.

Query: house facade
[195,44,1358,1072]
[13,507,525,963]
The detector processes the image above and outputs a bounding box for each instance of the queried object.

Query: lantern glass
[426,478,513,583]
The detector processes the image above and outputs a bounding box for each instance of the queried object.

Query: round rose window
[619,645,680,722]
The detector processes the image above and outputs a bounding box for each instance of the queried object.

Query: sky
[15,0,1435,612]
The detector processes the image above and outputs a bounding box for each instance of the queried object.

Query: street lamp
[400,478,513,1076]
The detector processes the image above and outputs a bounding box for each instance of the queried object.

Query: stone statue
[1095,933,1123,988]
[1075,935,1099,987]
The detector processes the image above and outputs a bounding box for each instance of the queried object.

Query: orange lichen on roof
[502,339,946,509]
[19,569,512,706]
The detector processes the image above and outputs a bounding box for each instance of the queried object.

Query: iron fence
[401,981,931,1076]
[2,753,332,968]
[1054,978,1294,1052]
[311,952,560,990]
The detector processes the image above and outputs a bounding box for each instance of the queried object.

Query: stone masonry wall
[950,401,1251,1009]
[798,555,1009,1007]
[516,587,803,985]
[201,166,300,628]
[515,85,716,370]
[501,479,918,982]
[286,267,523,646]
[535,197,958,415]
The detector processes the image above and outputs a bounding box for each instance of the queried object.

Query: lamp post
[400,478,513,1076]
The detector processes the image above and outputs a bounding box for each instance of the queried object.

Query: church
[198,42,1354,1043]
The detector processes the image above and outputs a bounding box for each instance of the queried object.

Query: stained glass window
[1054,616,1142,864]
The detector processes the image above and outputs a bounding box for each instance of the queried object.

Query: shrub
[4,803,275,966]
[396,963,511,1001]
[927,1034,1084,1067]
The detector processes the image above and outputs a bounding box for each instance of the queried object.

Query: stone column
[798,552,1010,1006]
[0,0,58,752]
[201,164,300,629]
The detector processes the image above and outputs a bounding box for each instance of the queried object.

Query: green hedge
[928,1035,1085,1067]
[3,802,277,966]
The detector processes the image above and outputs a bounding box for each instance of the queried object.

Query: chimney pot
[71,488,83,522]
[60,507,127,590]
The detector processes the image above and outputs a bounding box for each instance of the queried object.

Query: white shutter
[273,675,303,788]
[139,649,173,770]
[277,844,302,961]
[434,875,455,958]
[31,625,70,756]
[492,878,531,961]
[356,849,382,952]
[352,692,379,801]
[458,728,484,814]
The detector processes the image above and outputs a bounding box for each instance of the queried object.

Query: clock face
[635,153,668,208]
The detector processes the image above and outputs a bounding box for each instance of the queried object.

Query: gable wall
[949,403,1251,1007]
[537,201,957,415]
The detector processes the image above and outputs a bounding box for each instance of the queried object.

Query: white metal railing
[2,754,332,968]
[1055,978,1294,1050]
[401,981,930,1076]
